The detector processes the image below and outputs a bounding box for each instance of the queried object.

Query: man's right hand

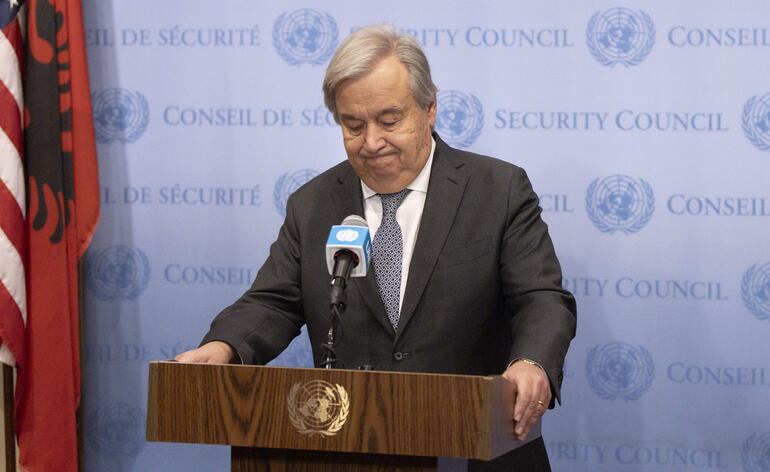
[174,341,235,364]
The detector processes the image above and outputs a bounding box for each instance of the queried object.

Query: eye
[380,118,400,128]
[343,120,364,134]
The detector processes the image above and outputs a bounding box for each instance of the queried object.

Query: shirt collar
[361,137,435,199]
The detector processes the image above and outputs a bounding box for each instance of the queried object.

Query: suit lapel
[396,136,468,341]
[330,164,395,336]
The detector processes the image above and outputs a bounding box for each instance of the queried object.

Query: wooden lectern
[146,361,540,471]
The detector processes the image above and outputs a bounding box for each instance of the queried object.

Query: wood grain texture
[146,361,539,461]
[232,447,437,472]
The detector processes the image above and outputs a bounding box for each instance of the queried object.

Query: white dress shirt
[360,138,435,311]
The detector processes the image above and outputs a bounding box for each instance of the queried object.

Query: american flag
[0,0,26,369]
[10,0,99,467]
[3,0,101,468]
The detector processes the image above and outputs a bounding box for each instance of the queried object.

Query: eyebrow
[378,107,404,117]
[339,107,404,122]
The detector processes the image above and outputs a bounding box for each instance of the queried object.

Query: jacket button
[393,351,404,361]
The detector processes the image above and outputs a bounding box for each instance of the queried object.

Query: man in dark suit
[177,25,576,470]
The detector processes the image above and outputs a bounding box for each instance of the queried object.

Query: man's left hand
[502,360,551,441]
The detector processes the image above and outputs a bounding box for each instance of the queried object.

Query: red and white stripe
[0,12,27,368]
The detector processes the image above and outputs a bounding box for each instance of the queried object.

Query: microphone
[323,215,370,369]
[325,214,371,283]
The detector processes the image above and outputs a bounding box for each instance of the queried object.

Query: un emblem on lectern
[587,7,655,67]
[287,380,350,437]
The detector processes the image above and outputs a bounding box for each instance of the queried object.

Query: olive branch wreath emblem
[742,95,770,152]
[585,177,655,235]
[286,381,350,437]
[586,9,655,67]
[741,264,770,322]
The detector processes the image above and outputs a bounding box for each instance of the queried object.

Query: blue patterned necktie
[372,189,410,330]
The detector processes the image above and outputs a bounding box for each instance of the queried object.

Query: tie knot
[379,189,410,217]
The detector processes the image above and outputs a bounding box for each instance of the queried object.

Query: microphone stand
[321,253,355,369]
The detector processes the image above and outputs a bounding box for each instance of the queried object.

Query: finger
[524,388,551,434]
[175,348,209,363]
[529,400,546,425]
[517,380,553,439]
[516,403,537,438]
[174,350,198,363]
[518,410,541,440]
[531,385,549,412]
[512,380,529,423]
[514,387,536,438]
[515,426,531,441]
[517,401,546,440]
[536,383,552,414]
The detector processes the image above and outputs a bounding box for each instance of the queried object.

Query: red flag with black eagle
[3,0,99,469]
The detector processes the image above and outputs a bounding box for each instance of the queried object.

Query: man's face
[335,55,436,194]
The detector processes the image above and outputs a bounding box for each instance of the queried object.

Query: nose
[362,124,386,155]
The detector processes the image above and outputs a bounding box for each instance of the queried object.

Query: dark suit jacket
[203,135,576,403]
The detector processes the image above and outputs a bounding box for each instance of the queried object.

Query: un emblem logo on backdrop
[86,246,151,301]
[586,175,654,234]
[587,7,655,67]
[435,90,484,149]
[86,402,145,457]
[273,169,319,217]
[741,263,770,322]
[586,342,654,401]
[92,88,150,143]
[742,431,770,472]
[273,9,338,66]
[742,93,770,152]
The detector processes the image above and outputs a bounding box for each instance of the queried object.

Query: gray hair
[323,25,438,123]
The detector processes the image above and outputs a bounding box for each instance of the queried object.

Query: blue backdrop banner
[82,2,770,471]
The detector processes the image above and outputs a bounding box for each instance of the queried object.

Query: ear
[426,96,437,128]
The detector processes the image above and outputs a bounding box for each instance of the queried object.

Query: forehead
[335,55,414,116]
